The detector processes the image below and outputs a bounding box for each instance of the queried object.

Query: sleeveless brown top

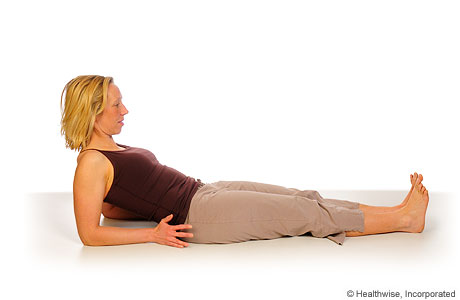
[80,144,203,225]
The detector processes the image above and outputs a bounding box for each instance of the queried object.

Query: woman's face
[94,83,129,136]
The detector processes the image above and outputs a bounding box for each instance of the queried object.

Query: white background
[1,0,459,299]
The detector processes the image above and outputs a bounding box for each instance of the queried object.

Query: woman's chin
[114,124,124,134]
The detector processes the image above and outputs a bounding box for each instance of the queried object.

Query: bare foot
[399,174,429,232]
[400,172,423,207]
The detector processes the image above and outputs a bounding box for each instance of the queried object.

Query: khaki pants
[183,180,364,245]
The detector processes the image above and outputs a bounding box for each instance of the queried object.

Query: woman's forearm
[83,225,156,246]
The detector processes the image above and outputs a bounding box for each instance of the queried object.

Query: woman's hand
[152,214,194,248]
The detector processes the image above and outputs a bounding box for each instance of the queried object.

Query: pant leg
[183,181,364,245]
[208,180,360,209]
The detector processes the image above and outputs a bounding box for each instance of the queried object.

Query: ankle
[398,215,412,231]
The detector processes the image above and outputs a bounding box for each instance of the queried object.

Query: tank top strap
[80,148,104,154]
[80,144,130,154]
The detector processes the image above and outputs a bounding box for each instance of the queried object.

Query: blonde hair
[60,75,113,151]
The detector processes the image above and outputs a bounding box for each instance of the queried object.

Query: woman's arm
[74,151,192,247]
[89,214,192,247]
[81,225,155,246]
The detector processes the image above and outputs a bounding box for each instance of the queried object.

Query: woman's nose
[121,104,129,115]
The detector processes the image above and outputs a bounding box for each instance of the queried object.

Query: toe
[420,174,423,182]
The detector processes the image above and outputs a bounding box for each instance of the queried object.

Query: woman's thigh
[210,180,358,208]
[211,180,323,199]
[183,186,363,244]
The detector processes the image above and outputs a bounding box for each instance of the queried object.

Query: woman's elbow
[78,227,100,246]
[79,233,94,246]
[79,234,92,246]
[81,240,93,246]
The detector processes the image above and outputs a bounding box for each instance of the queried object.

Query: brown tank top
[80,143,202,225]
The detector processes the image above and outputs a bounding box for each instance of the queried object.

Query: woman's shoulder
[74,150,113,195]
[74,151,112,186]
[76,149,108,168]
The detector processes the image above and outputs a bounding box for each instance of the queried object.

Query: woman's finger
[173,231,194,238]
[168,241,183,248]
[168,236,189,247]
[163,238,182,248]
[167,236,186,245]
[161,214,173,223]
[178,240,189,247]
[168,239,188,248]
[172,224,193,231]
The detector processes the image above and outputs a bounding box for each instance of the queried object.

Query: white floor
[19,190,459,299]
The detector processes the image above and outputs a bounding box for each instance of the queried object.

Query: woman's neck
[85,133,121,151]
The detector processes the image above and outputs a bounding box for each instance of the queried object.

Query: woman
[61,75,430,248]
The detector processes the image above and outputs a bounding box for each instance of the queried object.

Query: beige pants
[183,180,364,245]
